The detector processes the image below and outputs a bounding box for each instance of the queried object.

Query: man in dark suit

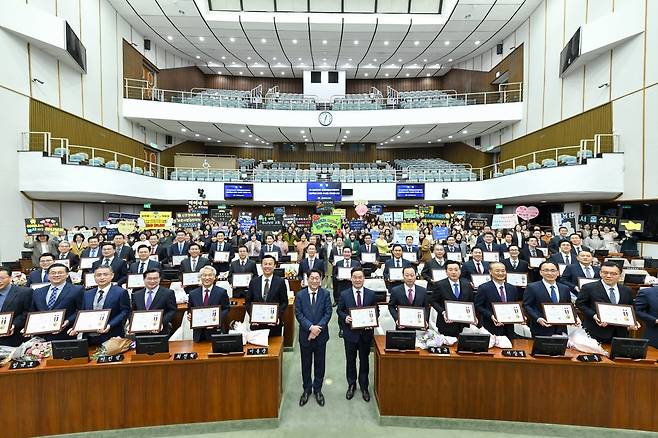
[358,234,377,271]
[295,269,332,407]
[131,269,177,336]
[30,263,84,341]
[0,267,33,347]
[559,250,600,294]
[635,286,658,348]
[259,234,282,261]
[522,261,574,337]
[337,267,378,402]
[27,252,56,286]
[69,265,130,345]
[548,226,569,254]
[569,233,591,258]
[475,226,493,245]
[474,262,521,339]
[113,233,135,264]
[179,243,212,274]
[55,240,80,271]
[91,243,128,286]
[129,244,162,274]
[502,245,529,274]
[475,232,500,254]
[520,237,545,282]
[245,255,288,336]
[383,244,411,293]
[461,248,489,281]
[187,266,230,342]
[549,241,577,266]
[333,247,360,307]
[298,243,325,280]
[421,243,448,292]
[498,233,515,255]
[431,261,476,337]
[80,235,102,259]
[209,231,234,275]
[147,234,168,264]
[388,266,428,329]
[168,230,191,262]
[576,262,639,343]
[401,235,419,265]
[444,236,462,257]
[228,245,259,298]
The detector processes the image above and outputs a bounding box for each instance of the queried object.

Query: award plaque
[444,301,477,324]
[558,263,567,276]
[361,253,377,264]
[541,303,577,325]
[171,255,186,266]
[432,269,447,282]
[349,306,378,329]
[577,277,599,288]
[0,312,14,336]
[402,252,418,263]
[24,310,66,336]
[72,309,111,333]
[232,273,252,288]
[482,252,499,262]
[79,257,96,270]
[470,274,491,288]
[250,303,279,324]
[529,257,545,268]
[397,306,426,329]
[182,272,201,287]
[596,303,638,328]
[492,302,526,324]
[190,306,221,328]
[388,267,404,281]
[446,252,462,262]
[337,267,352,280]
[213,251,230,263]
[128,310,163,333]
[127,274,145,289]
[506,273,528,287]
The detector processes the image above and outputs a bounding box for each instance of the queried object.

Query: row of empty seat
[52,148,155,176]
[170,169,243,182]
[492,153,589,178]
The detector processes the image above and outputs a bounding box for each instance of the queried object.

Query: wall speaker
[165,135,173,145]
[144,39,151,50]
[342,189,353,196]
[496,44,503,55]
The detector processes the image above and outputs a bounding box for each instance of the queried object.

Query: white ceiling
[110,0,541,79]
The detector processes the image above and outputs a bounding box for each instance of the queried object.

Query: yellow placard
[401,222,417,231]
[332,208,347,218]
[140,211,173,230]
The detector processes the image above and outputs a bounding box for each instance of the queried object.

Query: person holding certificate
[474,262,521,339]
[131,269,177,336]
[30,263,84,340]
[68,265,130,345]
[167,230,191,261]
[431,261,476,337]
[245,255,288,337]
[295,270,332,407]
[298,243,324,281]
[559,250,600,295]
[519,236,544,283]
[421,243,448,293]
[337,267,379,403]
[388,266,428,329]
[460,248,489,282]
[209,231,234,276]
[0,267,32,347]
[228,246,259,298]
[634,285,658,348]
[383,244,411,293]
[187,266,230,342]
[333,247,360,307]
[128,245,162,276]
[91,243,128,287]
[522,261,575,337]
[548,241,577,266]
[259,234,282,261]
[576,262,638,343]
[358,234,378,271]
[501,245,529,275]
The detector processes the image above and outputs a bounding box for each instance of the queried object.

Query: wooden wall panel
[438,142,494,168]
[159,141,208,167]
[122,40,143,81]
[157,66,206,91]
[275,145,375,164]
[376,147,442,161]
[205,76,303,93]
[346,77,443,94]
[207,146,273,161]
[487,44,524,85]
[440,69,492,93]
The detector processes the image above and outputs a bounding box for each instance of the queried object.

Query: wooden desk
[0,338,283,438]
[374,336,658,432]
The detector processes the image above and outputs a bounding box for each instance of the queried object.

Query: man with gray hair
[187,265,230,342]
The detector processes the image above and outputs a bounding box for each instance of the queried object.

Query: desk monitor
[51,339,89,360]
[273,268,285,278]
[211,334,244,354]
[531,336,568,357]
[135,335,169,355]
[593,249,609,257]
[624,273,647,285]
[605,258,626,270]
[610,337,648,360]
[457,334,490,353]
[385,330,416,351]
[622,250,640,258]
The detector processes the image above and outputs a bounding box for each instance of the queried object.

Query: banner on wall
[393,212,404,222]
[432,227,450,241]
[551,212,577,235]
[403,209,419,220]
[139,211,173,230]
[187,200,209,214]
[401,222,417,231]
[311,215,342,235]
[491,214,519,229]
[578,214,619,227]
[349,220,365,231]
[380,212,394,222]
[238,218,257,233]
[332,208,347,218]
[419,206,434,216]
[210,209,232,223]
[258,215,283,232]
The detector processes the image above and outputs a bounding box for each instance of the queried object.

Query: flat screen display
[307,182,342,202]
[559,27,581,76]
[224,184,253,200]
[396,183,425,200]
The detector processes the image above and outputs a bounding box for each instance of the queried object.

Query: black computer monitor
[606,258,626,270]
[135,335,169,355]
[51,339,89,360]
[279,255,291,263]
[622,250,640,258]
[593,249,609,257]
[531,336,568,356]
[644,258,658,269]
[385,330,416,351]
[273,268,285,278]
[457,334,490,353]
[610,337,649,360]
[211,334,244,354]
[624,273,647,285]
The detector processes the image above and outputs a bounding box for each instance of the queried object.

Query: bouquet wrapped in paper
[416,328,457,349]
[1,337,52,364]
[567,326,608,356]
[229,321,270,347]
[11,272,27,287]
[90,337,133,360]
[462,325,512,349]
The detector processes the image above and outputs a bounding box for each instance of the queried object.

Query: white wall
[302,70,346,102]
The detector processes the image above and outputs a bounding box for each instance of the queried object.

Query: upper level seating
[398,90,468,109]
[332,93,385,110]
[174,88,250,108]
[264,91,316,110]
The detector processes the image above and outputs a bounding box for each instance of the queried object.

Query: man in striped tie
[187,266,229,342]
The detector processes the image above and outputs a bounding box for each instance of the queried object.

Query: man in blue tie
[131,269,177,336]
[80,235,101,259]
[298,243,324,280]
[26,252,55,286]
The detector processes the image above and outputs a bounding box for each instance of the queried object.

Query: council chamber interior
[1,0,658,437]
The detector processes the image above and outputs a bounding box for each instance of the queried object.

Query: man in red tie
[474,262,520,340]
[388,266,429,329]
[187,266,229,342]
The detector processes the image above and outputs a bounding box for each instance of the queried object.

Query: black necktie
[311,292,316,307]
[139,262,145,273]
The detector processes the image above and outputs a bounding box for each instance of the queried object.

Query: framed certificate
[264,251,279,261]
[482,252,499,262]
[397,306,426,329]
[541,303,577,325]
[30,282,49,290]
[0,312,14,336]
[190,306,221,328]
[337,267,352,280]
[182,272,201,286]
[470,274,491,288]
[24,310,66,336]
[388,267,404,281]
[171,255,186,266]
[577,277,599,288]
[501,252,511,259]
[251,303,279,324]
[72,309,111,333]
[289,252,298,262]
[56,259,70,269]
[596,303,637,327]
[149,255,159,262]
[444,301,477,324]
[432,269,447,282]
[558,263,567,276]
[79,257,96,270]
[349,306,378,329]
[529,257,545,268]
[402,252,417,263]
[127,274,145,289]
[84,273,97,288]
[232,273,252,288]
[446,252,462,262]
[492,302,526,324]
[128,310,163,333]
[213,251,230,263]
[506,273,528,287]
[361,253,377,264]
[537,247,549,257]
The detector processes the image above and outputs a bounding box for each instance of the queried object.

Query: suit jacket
[147,245,169,264]
[576,281,633,342]
[0,285,33,346]
[27,269,50,287]
[431,278,475,337]
[31,283,84,340]
[55,252,80,271]
[24,239,60,266]
[80,247,102,259]
[245,275,288,335]
[319,244,335,262]
[461,260,489,280]
[168,242,191,258]
[209,242,234,272]
[511,232,525,248]
[91,257,128,287]
[228,258,259,284]
[115,245,135,263]
[298,257,325,280]
[549,236,569,254]
[559,264,600,291]
[475,242,501,254]
[421,258,447,290]
[128,259,162,274]
[522,281,572,337]
[259,244,282,261]
[520,246,544,262]
[81,285,130,344]
[332,259,360,294]
[388,284,429,325]
[634,287,658,348]
[548,252,577,266]
[295,287,332,347]
[187,285,230,342]
[131,286,177,335]
[358,243,377,255]
[383,258,411,281]
[570,245,592,259]
[502,258,529,273]
[474,280,521,338]
[179,257,211,274]
[337,287,379,344]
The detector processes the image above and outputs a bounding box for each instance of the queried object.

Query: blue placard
[239,218,257,233]
[396,183,425,200]
[368,205,383,215]
[432,227,450,241]
[307,182,342,202]
[349,220,365,231]
[224,184,253,200]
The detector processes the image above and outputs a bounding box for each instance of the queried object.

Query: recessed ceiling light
[405,130,410,134]
[207,137,211,140]
[462,130,468,134]
[195,133,199,137]
[345,130,350,134]
[247,56,251,60]
[221,56,226,60]
[398,59,403,62]
[448,135,453,139]
[298,57,302,61]
[437,138,441,141]
[218,71,222,75]
[385,73,389,77]
[426,73,430,76]
[292,39,298,44]
[364,73,368,76]
[384,41,389,45]
[261,38,267,43]
[167,35,173,41]
[414,41,420,46]
[423,59,427,62]
[448,58,453,62]
[281,72,285,75]
[444,41,450,46]
[474,40,481,45]
[390,139,395,142]
[260,71,264,75]
[196,55,200,59]
[373,58,377,62]
[199,36,205,42]
[396,135,401,138]
[427,141,431,144]
[405,73,410,77]
[300,130,305,134]
[180,128,186,132]
[353,40,359,45]
[322,40,327,45]
[216,140,221,143]
[239,71,243,75]
[229,37,235,42]
[240,129,245,133]
[272,57,277,60]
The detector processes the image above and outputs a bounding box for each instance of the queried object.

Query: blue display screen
[224,184,253,199]
[396,183,425,199]
[307,182,342,202]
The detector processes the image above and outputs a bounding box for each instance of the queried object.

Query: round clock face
[318,111,333,126]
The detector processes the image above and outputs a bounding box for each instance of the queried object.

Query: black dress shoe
[361,388,371,402]
[299,392,310,406]
[315,392,325,406]
[346,385,356,400]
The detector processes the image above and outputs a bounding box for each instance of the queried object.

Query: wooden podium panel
[374,337,658,432]
[0,338,283,438]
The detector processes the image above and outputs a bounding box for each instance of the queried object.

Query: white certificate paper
[506,273,528,287]
[444,301,477,324]
[432,269,447,282]
[183,272,201,286]
[596,303,637,327]
[289,252,298,262]
[471,274,491,288]
[149,255,160,262]
[577,277,599,288]
[558,263,567,275]
[129,310,163,333]
[80,257,96,270]
[492,302,525,324]
[388,267,404,281]
[349,306,378,329]
[56,259,70,269]
[172,255,186,266]
[30,282,49,290]
[25,310,66,335]
[264,251,279,261]
[402,252,417,263]
[397,306,426,329]
[191,306,221,328]
[337,267,352,280]
[482,252,499,262]
[85,273,97,288]
[127,274,145,289]
[361,253,377,264]
[529,257,545,268]
[501,252,511,259]
[232,273,252,288]
[446,252,462,262]
[73,309,111,333]
[214,251,230,263]
[251,303,279,324]
[542,303,577,325]
[0,312,13,336]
